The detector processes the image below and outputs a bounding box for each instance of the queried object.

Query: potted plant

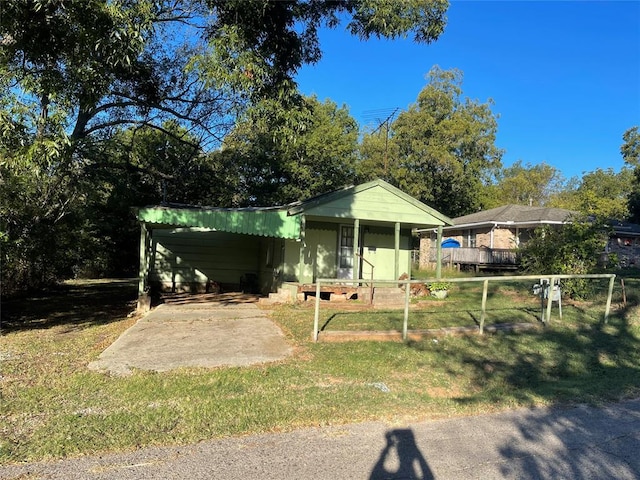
[428,281,452,299]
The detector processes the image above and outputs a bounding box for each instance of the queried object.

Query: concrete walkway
[2,398,639,479]
[88,294,292,375]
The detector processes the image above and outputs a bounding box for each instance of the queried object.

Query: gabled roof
[448,204,576,229]
[287,179,453,227]
[137,179,452,237]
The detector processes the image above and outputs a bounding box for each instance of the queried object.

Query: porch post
[436,225,443,279]
[394,222,400,280]
[353,218,360,284]
[298,215,306,282]
[137,222,151,312]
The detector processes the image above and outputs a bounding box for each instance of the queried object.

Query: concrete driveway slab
[88,298,292,375]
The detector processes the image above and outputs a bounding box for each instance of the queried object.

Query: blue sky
[295,1,640,181]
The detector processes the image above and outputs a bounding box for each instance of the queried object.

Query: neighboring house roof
[445,204,576,230]
[136,179,452,239]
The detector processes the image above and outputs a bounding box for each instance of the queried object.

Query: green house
[136,179,452,309]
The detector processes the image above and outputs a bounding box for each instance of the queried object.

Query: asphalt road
[2,398,639,480]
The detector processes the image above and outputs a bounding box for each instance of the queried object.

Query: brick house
[604,220,640,268]
[418,204,575,271]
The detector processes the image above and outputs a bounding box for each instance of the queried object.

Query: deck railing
[429,247,518,266]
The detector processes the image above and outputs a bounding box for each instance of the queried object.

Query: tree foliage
[622,126,640,223]
[1,0,450,293]
[200,0,448,100]
[549,167,632,221]
[518,218,611,299]
[482,160,565,209]
[358,66,503,217]
[221,96,359,206]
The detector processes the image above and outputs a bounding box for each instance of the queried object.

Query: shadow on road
[496,399,640,479]
[370,428,434,480]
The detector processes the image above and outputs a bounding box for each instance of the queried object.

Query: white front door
[337,225,354,279]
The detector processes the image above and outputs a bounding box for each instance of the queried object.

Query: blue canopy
[441,238,461,248]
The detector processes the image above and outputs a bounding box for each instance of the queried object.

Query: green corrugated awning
[137,206,302,240]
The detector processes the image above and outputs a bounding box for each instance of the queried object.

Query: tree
[622,126,640,222]
[200,0,449,101]
[0,0,228,291]
[519,218,611,299]
[483,160,565,209]
[358,66,503,217]
[621,126,640,167]
[2,0,449,292]
[221,96,359,206]
[549,167,632,220]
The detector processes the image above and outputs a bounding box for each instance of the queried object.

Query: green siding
[138,207,301,239]
[281,223,410,283]
[361,228,411,279]
[289,180,452,228]
[283,239,301,282]
[258,237,285,294]
[151,230,261,290]
[299,185,444,226]
[302,227,338,283]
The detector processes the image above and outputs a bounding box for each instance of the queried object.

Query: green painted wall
[279,222,411,284]
[257,237,285,294]
[303,225,338,283]
[360,226,412,279]
[282,239,301,282]
[281,224,338,284]
[151,229,261,291]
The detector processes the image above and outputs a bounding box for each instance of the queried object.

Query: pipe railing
[312,273,616,342]
[355,253,375,304]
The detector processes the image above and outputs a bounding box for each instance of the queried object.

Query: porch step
[258,288,293,305]
[372,287,406,307]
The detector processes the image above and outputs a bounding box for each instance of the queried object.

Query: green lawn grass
[1,276,639,463]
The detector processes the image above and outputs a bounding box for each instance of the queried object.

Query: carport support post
[137,223,151,313]
[313,280,321,342]
[436,226,443,279]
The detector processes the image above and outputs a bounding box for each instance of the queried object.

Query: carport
[136,206,302,311]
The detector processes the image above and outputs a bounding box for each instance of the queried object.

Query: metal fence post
[480,279,489,334]
[313,280,321,342]
[604,275,615,324]
[403,280,410,341]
